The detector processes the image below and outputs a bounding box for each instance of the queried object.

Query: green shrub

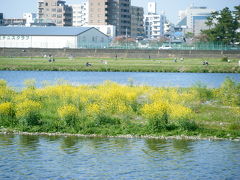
[16,100,42,126]
[217,78,240,106]
[177,119,198,131]
[95,114,121,126]
[58,104,79,126]
[221,56,228,62]
[148,111,169,132]
[228,121,240,131]
[192,82,213,102]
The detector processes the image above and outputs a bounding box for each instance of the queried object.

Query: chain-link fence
[108,42,240,50]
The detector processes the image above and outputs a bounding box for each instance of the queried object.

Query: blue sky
[0,0,239,24]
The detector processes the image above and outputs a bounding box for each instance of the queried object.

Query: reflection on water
[0,134,14,146]
[0,134,239,179]
[61,136,80,154]
[18,135,40,151]
[172,140,193,153]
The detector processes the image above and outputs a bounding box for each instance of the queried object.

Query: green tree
[202,6,240,44]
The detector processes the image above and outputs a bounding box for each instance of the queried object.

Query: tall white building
[71,2,115,38]
[144,2,166,39]
[71,3,88,27]
[23,13,37,26]
[177,6,214,35]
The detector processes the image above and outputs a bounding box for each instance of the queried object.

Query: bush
[228,121,240,131]
[0,102,15,118]
[58,104,79,126]
[0,102,16,126]
[217,78,240,106]
[221,56,228,62]
[177,119,198,131]
[94,114,121,126]
[192,82,212,102]
[24,79,36,90]
[147,111,169,132]
[0,79,7,88]
[16,100,42,126]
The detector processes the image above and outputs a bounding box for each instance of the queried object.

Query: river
[0,134,239,179]
[0,71,239,88]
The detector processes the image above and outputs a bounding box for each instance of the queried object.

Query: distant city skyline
[0,0,239,24]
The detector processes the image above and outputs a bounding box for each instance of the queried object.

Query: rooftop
[0,26,92,36]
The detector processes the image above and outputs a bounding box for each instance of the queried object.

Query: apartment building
[144,2,166,39]
[130,6,144,38]
[38,0,72,26]
[177,6,214,35]
[72,0,143,38]
[88,0,108,25]
[107,0,131,36]
[72,3,88,26]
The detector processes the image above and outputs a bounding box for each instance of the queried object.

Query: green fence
[104,42,240,50]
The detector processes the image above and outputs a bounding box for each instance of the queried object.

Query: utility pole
[126,28,128,49]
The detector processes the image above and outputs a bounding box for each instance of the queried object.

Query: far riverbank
[0,56,240,73]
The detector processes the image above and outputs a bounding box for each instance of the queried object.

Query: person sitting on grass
[86,62,92,66]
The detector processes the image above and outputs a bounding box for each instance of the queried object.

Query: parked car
[159,45,172,50]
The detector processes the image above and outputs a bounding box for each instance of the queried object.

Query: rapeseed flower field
[0,79,239,138]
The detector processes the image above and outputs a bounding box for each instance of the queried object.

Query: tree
[202,6,240,45]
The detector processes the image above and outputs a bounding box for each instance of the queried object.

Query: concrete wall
[0,48,240,59]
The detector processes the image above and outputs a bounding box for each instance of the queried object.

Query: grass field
[0,56,239,73]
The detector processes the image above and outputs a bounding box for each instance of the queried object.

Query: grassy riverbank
[0,56,239,73]
[0,79,239,139]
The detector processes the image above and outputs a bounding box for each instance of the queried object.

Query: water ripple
[0,134,239,179]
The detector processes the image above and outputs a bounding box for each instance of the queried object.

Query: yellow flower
[16,100,41,119]
[0,102,15,117]
[58,104,79,120]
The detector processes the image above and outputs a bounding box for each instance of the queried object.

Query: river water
[0,71,239,88]
[0,134,239,179]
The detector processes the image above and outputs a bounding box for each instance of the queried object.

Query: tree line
[201,5,240,45]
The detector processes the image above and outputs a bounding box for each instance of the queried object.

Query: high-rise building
[38,0,72,26]
[88,0,108,25]
[130,6,144,38]
[72,3,88,26]
[71,0,142,37]
[177,6,214,35]
[107,0,131,36]
[144,2,166,39]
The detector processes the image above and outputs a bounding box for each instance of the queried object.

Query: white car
[159,46,172,50]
